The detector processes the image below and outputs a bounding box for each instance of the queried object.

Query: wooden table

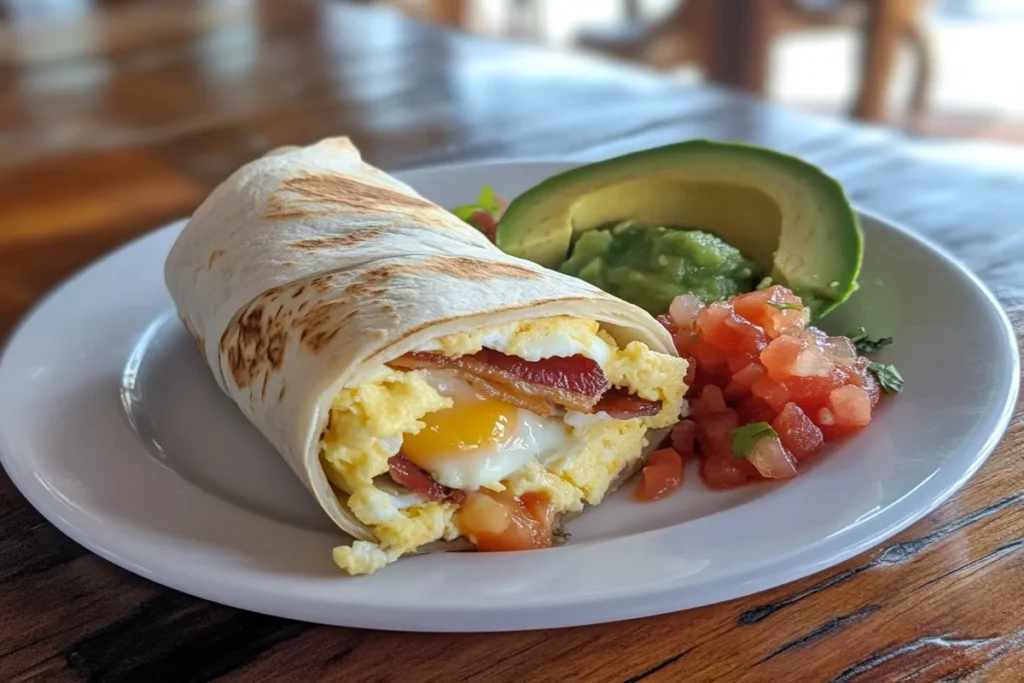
[1,2,1022,681]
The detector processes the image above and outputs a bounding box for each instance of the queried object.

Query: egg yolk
[401,393,517,469]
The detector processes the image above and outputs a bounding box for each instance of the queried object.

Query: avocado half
[495,140,863,319]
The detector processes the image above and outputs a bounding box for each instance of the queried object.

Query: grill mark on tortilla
[207,249,226,269]
[295,304,357,353]
[288,228,383,250]
[279,381,287,401]
[291,285,306,298]
[221,298,290,389]
[411,256,543,281]
[263,171,436,220]
[350,256,542,287]
[342,281,387,300]
[309,275,337,293]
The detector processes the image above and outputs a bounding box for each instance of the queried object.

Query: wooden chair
[574,0,934,124]
[413,0,934,124]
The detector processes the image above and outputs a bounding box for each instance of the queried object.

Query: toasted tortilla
[165,136,678,545]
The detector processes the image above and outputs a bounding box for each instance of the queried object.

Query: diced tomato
[695,408,740,454]
[814,406,848,441]
[671,419,697,456]
[736,396,776,424]
[782,369,845,413]
[828,385,872,428]
[656,313,678,335]
[521,492,556,530]
[683,358,697,387]
[463,491,553,552]
[635,448,684,501]
[772,403,825,463]
[691,336,728,371]
[751,375,791,412]
[691,385,728,418]
[732,286,808,338]
[674,330,697,357]
[733,363,766,388]
[701,452,752,489]
[697,303,769,356]
[760,336,806,380]
[722,379,749,401]
[645,283,887,496]
[723,360,764,401]
[862,371,882,408]
[839,363,882,408]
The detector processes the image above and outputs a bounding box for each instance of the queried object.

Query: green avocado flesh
[495,140,863,319]
[560,222,762,316]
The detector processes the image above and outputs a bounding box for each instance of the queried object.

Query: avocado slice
[495,140,863,318]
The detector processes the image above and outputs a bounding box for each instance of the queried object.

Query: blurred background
[378,0,1022,144]
[1,0,1020,160]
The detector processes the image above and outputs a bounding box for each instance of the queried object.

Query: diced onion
[669,294,703,328]
[747,436,798,479]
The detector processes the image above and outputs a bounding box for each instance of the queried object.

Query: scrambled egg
[321,316,688,576]
[319,366,451,489]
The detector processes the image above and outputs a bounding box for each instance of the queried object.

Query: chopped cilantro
[868,362,904,393]
[849,326,893,354]
[729,422,778,458]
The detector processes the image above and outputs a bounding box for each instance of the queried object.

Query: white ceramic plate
[0,161,1018,632]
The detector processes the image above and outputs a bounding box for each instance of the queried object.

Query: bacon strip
[389,349,608,413]
[387,453,445,501]
[387,453,466,504]
[593,387,663,419]
[462,374,555,417]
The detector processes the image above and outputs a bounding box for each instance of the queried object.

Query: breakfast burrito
[165,137,689,575]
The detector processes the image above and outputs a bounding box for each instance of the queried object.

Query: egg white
[416,373,575,491]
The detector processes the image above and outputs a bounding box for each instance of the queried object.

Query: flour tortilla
[165,136,677,544]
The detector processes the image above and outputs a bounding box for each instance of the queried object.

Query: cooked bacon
[463,374,555,416]
[387,453,466,504]
[387,453,447,501]
[594,387,663,419]
[389,349,608,413]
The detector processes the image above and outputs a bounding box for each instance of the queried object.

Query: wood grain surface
[1,2,1022,682]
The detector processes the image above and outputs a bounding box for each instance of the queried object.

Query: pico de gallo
[635,284,902,498]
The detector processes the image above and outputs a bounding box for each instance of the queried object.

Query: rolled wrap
[165,136,679,546]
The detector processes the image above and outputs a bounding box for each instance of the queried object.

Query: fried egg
[403,372,575,491]
[321,315,689,576]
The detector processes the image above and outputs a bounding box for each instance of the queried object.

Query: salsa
[639,285,886,493]
[559,222,763,316]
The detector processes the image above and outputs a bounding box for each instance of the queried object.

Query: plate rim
[0,158,1018,632]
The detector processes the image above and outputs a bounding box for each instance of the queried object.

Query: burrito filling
[320,315,689,575]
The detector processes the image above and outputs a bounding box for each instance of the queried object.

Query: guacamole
[559,222,762,315]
